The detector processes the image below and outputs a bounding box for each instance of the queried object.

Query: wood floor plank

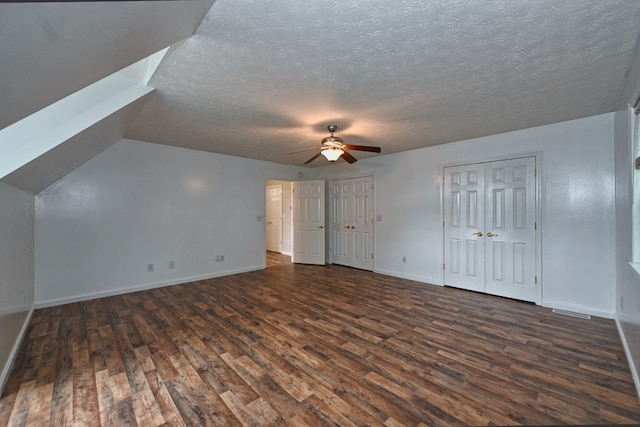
[144,369,187,427]
[2,252,640,425]
[95,369,118,427]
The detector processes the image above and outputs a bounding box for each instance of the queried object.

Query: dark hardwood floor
[2,252,640,425]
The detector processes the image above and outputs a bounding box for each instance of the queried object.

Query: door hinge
[535,276,538,284]
[443,220,445,227]
[534,168,537,177]
[534,222,537,231]
[443,263,445,270]
[372,253,374,259]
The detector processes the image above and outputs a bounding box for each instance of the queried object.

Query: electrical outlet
[169,260,175,269]
[620,296,624,311]
[147,263,154,272]
[402,256,406,263]
[21,294,25,307]
[215,255,225,262]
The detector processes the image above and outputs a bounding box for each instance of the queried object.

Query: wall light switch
[376,214,383,222]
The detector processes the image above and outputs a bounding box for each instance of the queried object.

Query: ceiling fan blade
[343,144,381,153]
[287,146,322,154]
[304,152,323,164]
[342,150,358,164]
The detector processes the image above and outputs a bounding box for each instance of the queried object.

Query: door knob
[487,232,498,237]
[318,225,324,229]
[350,225,356,229]
[344,225,350,229]
[473,231,483,237]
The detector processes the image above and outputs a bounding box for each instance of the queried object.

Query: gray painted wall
[0,182,34,392]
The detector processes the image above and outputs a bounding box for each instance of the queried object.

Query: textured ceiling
[126,0,640,166]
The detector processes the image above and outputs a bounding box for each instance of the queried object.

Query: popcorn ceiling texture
[125,0,640,165]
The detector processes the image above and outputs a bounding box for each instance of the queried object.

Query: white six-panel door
[444,157,538,303]
[443,163,486,292]
[484,158,537,301]
[330,176,374,271]
[265,185,282,253]
[292,180,325,265]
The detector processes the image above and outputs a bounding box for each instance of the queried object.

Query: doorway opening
[265,179,293,266]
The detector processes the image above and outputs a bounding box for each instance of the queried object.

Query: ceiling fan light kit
[288,124,382,165]
[322,148,344,162]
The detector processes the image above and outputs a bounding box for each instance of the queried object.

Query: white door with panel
[330,176,374,271]
[292,180,325,265]
[443,163,486,292]
[266,185,283,253]
[444,157,538,302]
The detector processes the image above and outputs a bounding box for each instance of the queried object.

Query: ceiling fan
[287,125,382,164]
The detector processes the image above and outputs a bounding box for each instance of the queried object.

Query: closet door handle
[473,231,483,237]
[487,232,498,237]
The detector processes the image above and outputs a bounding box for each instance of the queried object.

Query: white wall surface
[35,114,617,319]
[316,113,617,317]
[0,182,34,393]
[614,107,640,393]
[35,139,304,306]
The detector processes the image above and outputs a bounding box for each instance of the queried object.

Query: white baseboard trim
[0,306,34,396]
[36,264,266,309]
[281,251,292,257]
[616,316,640,403]
[541,300,613,319]
[374,268,443,286]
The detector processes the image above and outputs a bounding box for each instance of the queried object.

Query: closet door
[443,157,538,303]
[330,176,374,271]
[484,157,537,301]
[443,163,486,293]
[330,180,350,266]
[292,180,325,265]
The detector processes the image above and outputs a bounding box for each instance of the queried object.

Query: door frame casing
[441,152,542,305]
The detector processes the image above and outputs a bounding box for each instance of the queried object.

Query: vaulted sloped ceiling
[0,1,214,131]
[126,0,640,165]
[0,1,214,193]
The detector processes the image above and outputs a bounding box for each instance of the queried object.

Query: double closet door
[443,157,538,303]
[330,176,374,271]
